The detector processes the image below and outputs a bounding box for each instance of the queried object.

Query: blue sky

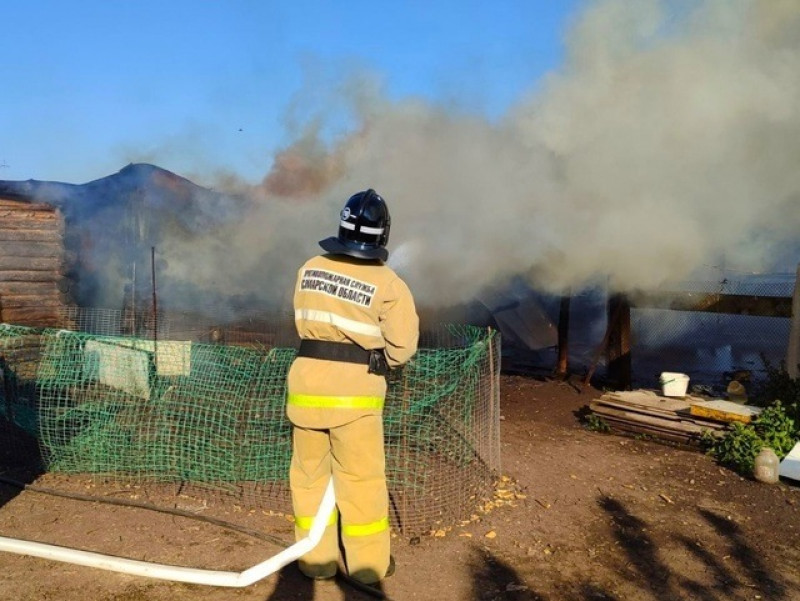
[1,1,583,184]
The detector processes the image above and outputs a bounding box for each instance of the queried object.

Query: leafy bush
[584,413,611,433]
[703,401,799,475]
[703,360,800,475]
[757,401,800,456]
[703,421,765,474]
[754,357,800,421]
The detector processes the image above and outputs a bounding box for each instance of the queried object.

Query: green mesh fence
[0,319,500,536]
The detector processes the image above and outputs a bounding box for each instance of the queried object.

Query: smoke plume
[153,0,800,312]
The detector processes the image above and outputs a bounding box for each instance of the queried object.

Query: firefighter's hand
[368,350,390,376]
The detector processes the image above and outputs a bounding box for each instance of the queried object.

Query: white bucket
[660,372,690,397]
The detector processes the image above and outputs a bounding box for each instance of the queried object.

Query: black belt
[297,339,370,365]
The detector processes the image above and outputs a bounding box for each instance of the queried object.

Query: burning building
[0,163,249,329]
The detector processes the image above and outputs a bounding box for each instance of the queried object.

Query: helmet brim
[319,237,388,262]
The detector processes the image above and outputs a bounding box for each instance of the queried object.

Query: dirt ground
[0,375,799,601]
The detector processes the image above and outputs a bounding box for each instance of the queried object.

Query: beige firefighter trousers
[290,414,390,583]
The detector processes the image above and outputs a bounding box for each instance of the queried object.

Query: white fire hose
[0,480,335,587]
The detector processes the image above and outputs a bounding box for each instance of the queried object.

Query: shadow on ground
[0,354,45,509]
[0,420,44,509]
[590,494,789,601]
[463,492,794,601]
[265,563,386,601]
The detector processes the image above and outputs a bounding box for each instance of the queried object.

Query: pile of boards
[589,390,762,446]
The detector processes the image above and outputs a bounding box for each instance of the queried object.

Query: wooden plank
[594,399,693,420]
[0,229,64,242]
[1,316,66,328]
[596,411,727,438]
[0,270,66,282]
[0,199,56,211]
[600,416,693,439]
[598,416,718,445]
[0,218,64,233]
[0,308,65,324]
[0,209,59,221]
[689,400,762,424]
[0,341,44,352]
[0,281,62,296]
[600,390,692,412]
[630,290,792,318]
[0,241,65,258]
[590,403,727,432]
[0,255,69,271]
[0,295,72,308]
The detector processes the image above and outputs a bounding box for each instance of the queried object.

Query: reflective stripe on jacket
[287,253,419,429]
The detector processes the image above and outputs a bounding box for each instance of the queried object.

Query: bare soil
[0,375,798,601]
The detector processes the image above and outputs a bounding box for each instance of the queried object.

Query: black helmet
[319,189,391,261]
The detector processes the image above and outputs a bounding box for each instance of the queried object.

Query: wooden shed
[0,197,75,327]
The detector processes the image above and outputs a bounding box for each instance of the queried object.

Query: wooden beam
[0,255,71,271]
[629,290,792,318]
[0,281,63,296]
[0,307,65,324]
[0,229,65,242]
[787,264,800,379]
[606,294,631,390]
[0,271,66,282]
[0,199,56,211]
[555,291,571,377]
[0,241,65,258]
[0,209,59,220]
[0,294,72,308]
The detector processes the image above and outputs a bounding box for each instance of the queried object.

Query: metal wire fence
[630,273,795,392]
[491,272,796,393]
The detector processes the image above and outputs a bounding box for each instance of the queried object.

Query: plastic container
[779,442,800,482]
[754,447,780,484]
[659,372,690,397]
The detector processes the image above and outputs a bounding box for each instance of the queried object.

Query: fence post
[606,293,631,390]
[787,263,800,379]
[555,290,571,378]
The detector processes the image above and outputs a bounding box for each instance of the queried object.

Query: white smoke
[159,0,800,311]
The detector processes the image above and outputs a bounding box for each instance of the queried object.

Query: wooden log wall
[0,198,75,327]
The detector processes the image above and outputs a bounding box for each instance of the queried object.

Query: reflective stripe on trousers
[295,514,389,537]
[294,509,338,531]
[341,517,390,537]
[287,393,384,410]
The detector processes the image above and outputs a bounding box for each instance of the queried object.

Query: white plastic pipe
[0,480,335,587]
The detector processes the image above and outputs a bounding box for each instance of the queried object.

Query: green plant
[702,422,763,474]
[703,401,800,475]
[585,413,611,433]
[755,356,800,420]
[756,401,799,456]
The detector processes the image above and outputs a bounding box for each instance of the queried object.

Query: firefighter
[287,188,419,584]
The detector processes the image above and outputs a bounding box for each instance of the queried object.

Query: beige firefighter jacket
[287,253,419,429]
